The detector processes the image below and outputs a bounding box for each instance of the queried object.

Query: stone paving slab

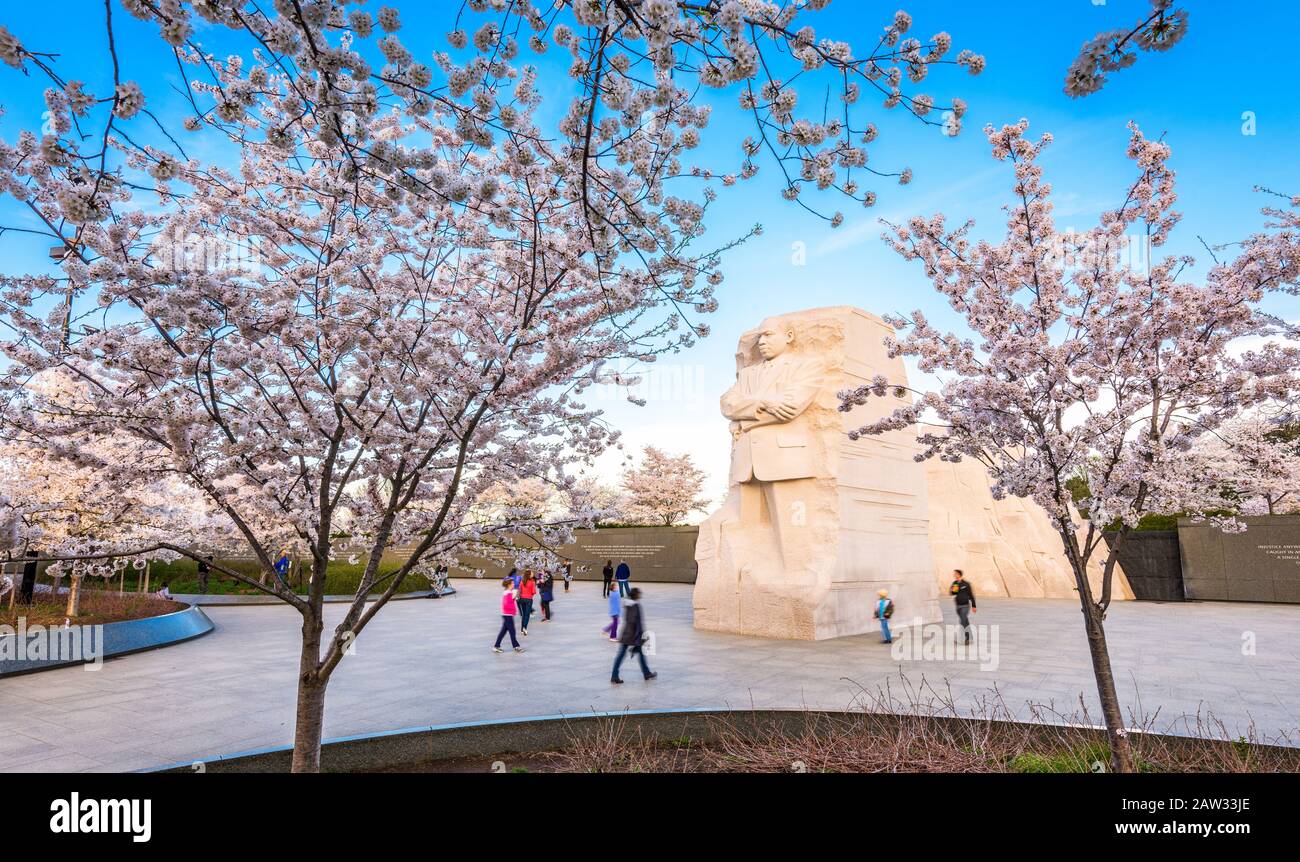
[0,579,1296,772]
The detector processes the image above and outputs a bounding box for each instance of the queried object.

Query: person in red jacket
[518,570,538,635]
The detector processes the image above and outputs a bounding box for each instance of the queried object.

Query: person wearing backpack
[873,588,896,644]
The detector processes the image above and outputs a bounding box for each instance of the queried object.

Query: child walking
[602,585,620,642]
[493,578,524,653]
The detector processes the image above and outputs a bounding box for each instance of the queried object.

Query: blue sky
[2,1,1298,507]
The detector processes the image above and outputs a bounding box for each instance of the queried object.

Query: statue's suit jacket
[721,353,827,485]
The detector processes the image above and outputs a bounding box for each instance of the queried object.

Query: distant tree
[0,372,218,614]
[562,476,626,526]
[1194,414,1300,516]
[472,478,561,523]
[621,446,709,526]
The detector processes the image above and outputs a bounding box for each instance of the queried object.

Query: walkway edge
[140,706,1295,773]
[0,604,214,677]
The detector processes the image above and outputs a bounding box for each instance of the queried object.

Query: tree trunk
[65,575,82,617]
[290,610,328,773]
[1073,565,1136,773]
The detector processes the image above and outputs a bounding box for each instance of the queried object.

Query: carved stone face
[756,323,794,361]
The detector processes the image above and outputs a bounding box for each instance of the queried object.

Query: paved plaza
[2,580,1297,772]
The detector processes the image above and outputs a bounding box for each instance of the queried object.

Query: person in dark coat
[18,549,38,605]
[538,570,555,621]
[611,587,656,684]
[614,559,632,597]
[601,560,614,597]
[196,555,213,594]
[949,569,977,644]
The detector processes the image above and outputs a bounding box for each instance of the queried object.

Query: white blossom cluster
[1065,0,1188,97]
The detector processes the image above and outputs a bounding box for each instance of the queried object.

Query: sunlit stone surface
[694,306,942,639]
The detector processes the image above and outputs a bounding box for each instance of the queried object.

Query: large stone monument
[925,456,1133,600]
[693,306,942,640]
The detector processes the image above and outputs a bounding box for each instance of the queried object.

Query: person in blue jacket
[873,589,895,644]
[274,551,292,587]
[603,587,620,641]
[614,559,632,597]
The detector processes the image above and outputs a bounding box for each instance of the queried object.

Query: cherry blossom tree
[0,1,979,771]
[841,121,1300,772]
[621,445,709,525]
[564,474,627,524]
[1193,412,1300,516]
[472,477,561,522]
[0,371,222,614]
[1064,0,1188,97]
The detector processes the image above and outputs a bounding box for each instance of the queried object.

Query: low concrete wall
[1178,516,1300,603]
[144,707,1300,773]
[1104,532,1184,601]
[452,526,700,584]
[0,604,213,677]
[168,587,452,605]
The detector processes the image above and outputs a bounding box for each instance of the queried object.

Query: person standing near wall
[949,569,976,644]
[196,555,212,594]
[873,589,895,644]
[615,559,631,597]
[18,548,37,605]
[601,560,613,597]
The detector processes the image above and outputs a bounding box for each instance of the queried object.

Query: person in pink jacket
[493,578,525,653]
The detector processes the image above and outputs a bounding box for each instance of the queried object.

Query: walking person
[508,567,521,590]
[196,554,212,594]
[538,569,555,621]
[949,569,977,644]
[601,560,614,598]
[274,550,292,587]
[518,570,537,635]
[493,578,525,653]
[873,589,895,644]
[611,587,656,684]
[602,584,620,641]
[615,559,631,597]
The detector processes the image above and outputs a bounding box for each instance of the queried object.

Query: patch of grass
[1009,744,1110,773]
[99,554,429,597]
[1,591,184,627]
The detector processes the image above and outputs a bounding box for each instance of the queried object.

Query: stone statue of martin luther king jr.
[722,321,827,483]
[718,317,832,575]
[696,306,943,641]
